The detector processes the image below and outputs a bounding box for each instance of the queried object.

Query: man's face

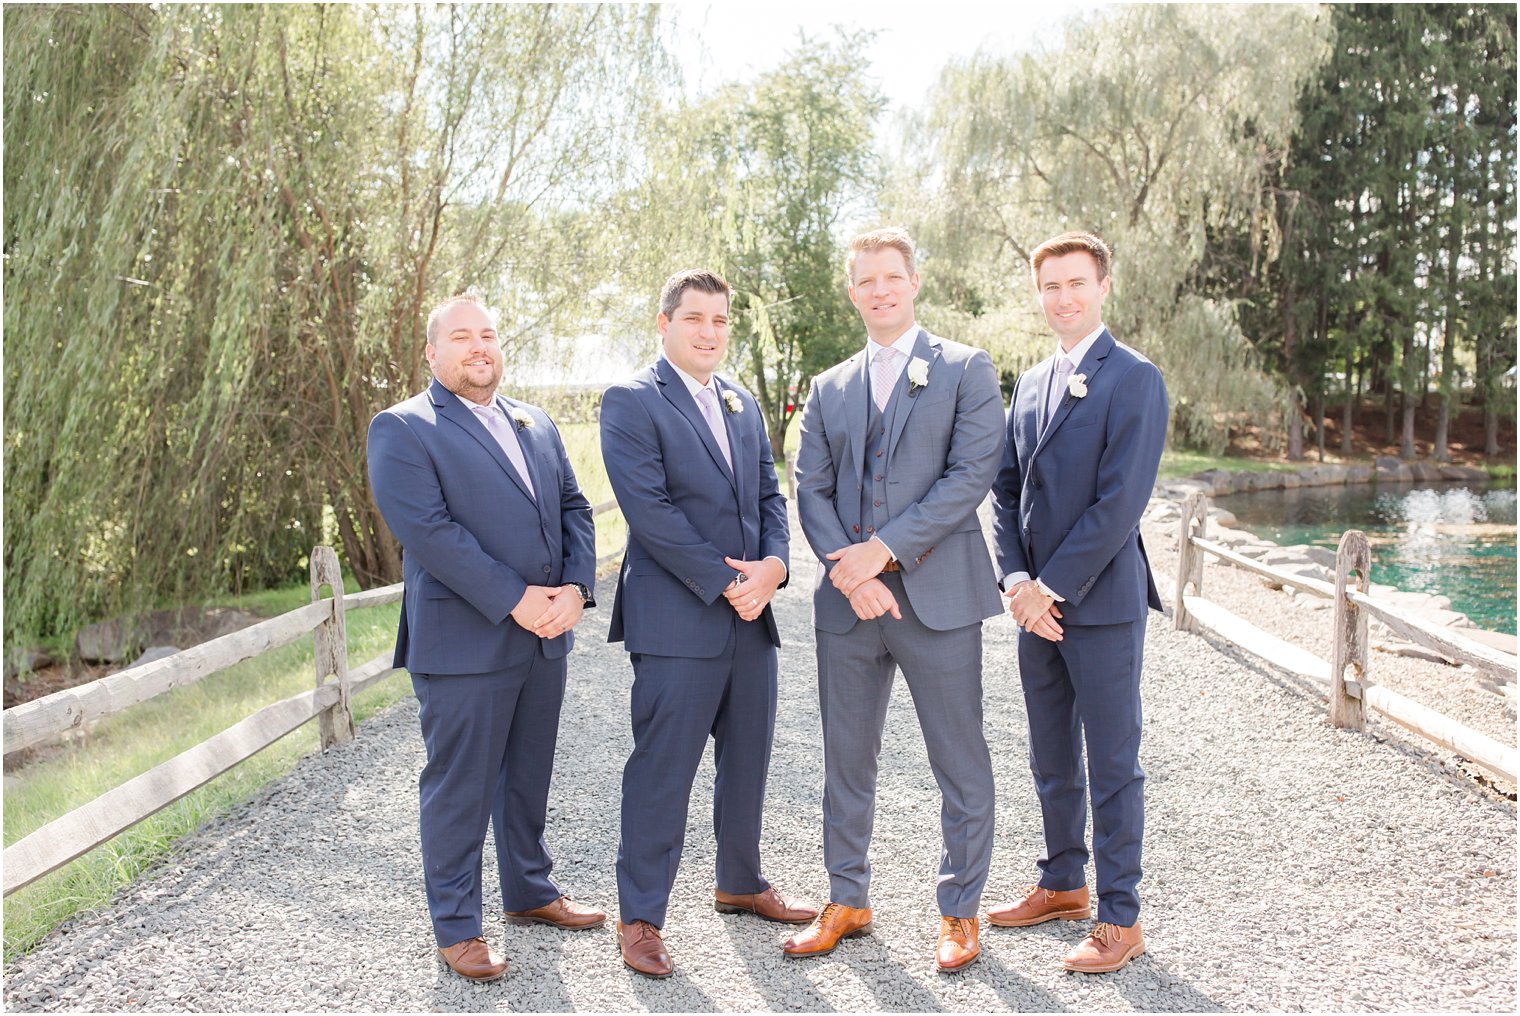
[1037,250,1110,350]
[848,247,919,341]
[426,302,503,404]
[658,287,729,384]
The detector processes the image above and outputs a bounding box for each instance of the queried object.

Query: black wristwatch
[567,581,591,604]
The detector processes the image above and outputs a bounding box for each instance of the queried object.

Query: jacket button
[874,474,883,481]
[875,450,883,458]
[542,565,551,574]
[873,500,882,507]
[852,525,861,533]
[865,526,874,534]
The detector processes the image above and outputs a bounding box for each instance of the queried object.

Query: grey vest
[858,373,907,541]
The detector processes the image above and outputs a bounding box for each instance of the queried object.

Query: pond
[1216,480,1517,635]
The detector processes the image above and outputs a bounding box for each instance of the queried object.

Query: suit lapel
[713,376,749,507]
[884,329,936,464]
[1031,330,1115,462]
[655,358,736,492]
[430,380,537,506]
[499,395,554,527]
[844,350,870,481]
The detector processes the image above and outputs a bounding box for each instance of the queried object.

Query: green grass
[2,601,408,961]
[1157,449,1305,480]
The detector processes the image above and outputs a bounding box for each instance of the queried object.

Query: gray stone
[1408,461,1444,482]
[1346,464,1376,484]
[122,646,183,671]
[75,618,147,664]
[1206,507,1238,528]
[1439,465,1489,483]
[4,646,55,679]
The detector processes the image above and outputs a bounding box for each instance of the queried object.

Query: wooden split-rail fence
[1173,491,1519,783]
[6,491,1514,898]
[2,500,624,899]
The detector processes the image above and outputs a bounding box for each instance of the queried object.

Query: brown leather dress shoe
[781,902,873,958]
[1062,921,1145,973]
[506,895,606,930]
[715,886,819,924]
[987,884,1091,927]
[936,916,980,972]
[616,919,673,978]
[437,936,507,982]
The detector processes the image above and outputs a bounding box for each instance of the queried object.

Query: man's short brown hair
[846,227,917,283]
[425,293,490,345]
[659,269,731,319]
[1030,232,1112,283]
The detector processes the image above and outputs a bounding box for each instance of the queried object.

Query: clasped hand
[722,556,785,622]
[1005,579,1063,641]
[511,585,584,639]
[825,539,893,598]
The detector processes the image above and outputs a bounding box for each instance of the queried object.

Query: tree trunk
[1314,387,1326,461]
[1287,388,1304,461]
[1341,351,1355,454]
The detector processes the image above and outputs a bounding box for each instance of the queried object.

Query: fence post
[1330,529,1371,731]
[310,546,354,748]
[1173,491,1208,631]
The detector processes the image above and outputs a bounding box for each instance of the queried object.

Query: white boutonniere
[1067,373,1088,399]
[907,356,930,393]
[721,390,743,415]
[509,406,534,432]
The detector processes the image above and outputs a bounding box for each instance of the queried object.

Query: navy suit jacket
[367,378,596,674]
[600,359,788,658]
[991,329,1168,625]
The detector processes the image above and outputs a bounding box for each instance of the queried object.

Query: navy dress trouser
[1017,619,1146,927]
[616,617,778,927]
[412,643,567,947]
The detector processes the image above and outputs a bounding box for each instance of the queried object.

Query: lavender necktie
[471,403,535,500]
[873,347,901,412]
[696,387,733,471]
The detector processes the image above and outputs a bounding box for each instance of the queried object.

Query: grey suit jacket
[795,329,1005,634]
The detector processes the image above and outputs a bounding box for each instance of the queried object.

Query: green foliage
[624,33,882,457]
[897,5,1333,451]
[3,5,668,644]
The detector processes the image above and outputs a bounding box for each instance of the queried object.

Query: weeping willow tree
[895,4,1332,450]
[3,4,666,645]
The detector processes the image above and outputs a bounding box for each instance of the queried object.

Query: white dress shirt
[1004,323,1108,601]
[663,357,786,581]
[861,323,922,563]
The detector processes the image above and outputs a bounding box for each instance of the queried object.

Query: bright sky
[519,1,1105,387]
[668,1,1102,113]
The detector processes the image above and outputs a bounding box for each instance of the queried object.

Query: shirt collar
[1056,324,1106,368]
[868,322,921,363]
[456,391,502,415]
[662,355,718,398]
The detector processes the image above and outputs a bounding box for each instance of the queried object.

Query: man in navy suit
[988,232,1168,974]
[367,294,604,983]
[600,269,816,979]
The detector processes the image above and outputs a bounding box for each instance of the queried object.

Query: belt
[879,560,902,573]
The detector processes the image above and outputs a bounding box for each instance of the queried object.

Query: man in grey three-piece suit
[600,269,817,980]
[787,227,1005,972]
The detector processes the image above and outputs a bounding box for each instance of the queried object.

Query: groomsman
[600,269,817,979]
[368,294,604,984]
[789,227,1005,971]
[988,232,1168,973]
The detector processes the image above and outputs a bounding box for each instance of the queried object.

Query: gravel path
[5,509,1515,1012]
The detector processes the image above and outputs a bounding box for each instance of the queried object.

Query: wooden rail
[1173,492,1518,783]
[3,547,401,897]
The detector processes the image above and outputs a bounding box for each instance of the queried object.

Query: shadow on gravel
[972,950,1071,1011]
[628,967,721,1012]
[1111,959,1227,1012]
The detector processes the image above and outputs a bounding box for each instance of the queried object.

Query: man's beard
[439,364,502,403]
